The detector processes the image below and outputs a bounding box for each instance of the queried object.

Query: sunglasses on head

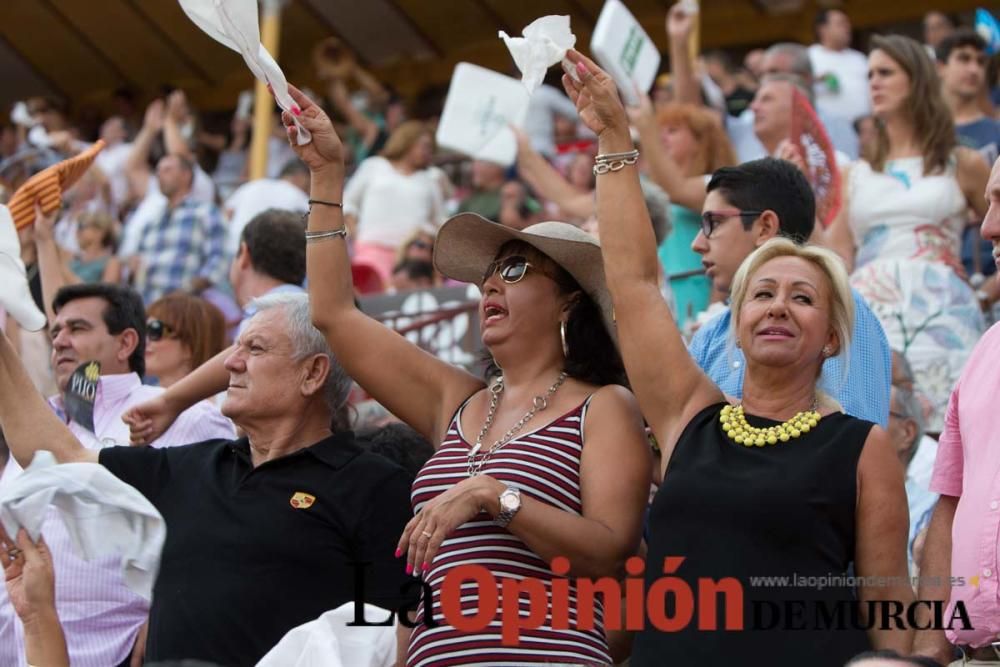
[146,319,177,342]
[700,209,765,239]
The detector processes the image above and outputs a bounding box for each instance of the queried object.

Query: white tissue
[499,15,576,95]
[178,0,311,144]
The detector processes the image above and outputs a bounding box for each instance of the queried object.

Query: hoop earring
[560,321,569,358]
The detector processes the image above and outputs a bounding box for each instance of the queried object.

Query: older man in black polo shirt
[0,292,414,666]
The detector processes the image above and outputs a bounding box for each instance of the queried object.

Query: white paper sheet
[178,0,311,144]
[499,15,576,95]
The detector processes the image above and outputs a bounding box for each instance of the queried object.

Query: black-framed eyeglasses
[481,255,539,287]
[700,209,765,239]
[146,319,177,342]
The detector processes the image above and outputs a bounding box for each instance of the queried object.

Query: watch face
[501,493,519,510]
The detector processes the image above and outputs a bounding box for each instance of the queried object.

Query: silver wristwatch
[495,486,521,528]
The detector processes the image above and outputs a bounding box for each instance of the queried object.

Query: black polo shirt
[99,431,414,667]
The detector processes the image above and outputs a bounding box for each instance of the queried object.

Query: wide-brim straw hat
[433,213,616,344]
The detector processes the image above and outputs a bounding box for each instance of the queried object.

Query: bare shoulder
[955,146,990,181]
[585,384,642,419]
[581,384,646,447]
[857,425,905,491]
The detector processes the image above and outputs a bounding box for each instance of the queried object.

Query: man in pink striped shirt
[0,284,233,667]
[915,157,1000,665]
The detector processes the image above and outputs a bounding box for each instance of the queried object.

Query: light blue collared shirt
[687,288,891,428]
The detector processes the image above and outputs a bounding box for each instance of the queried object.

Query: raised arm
[666,3,702,107]
[32,204,79,324]
[124,345,232,445]
[627,91,708,211]
[513,129,594,220]
[563,51,722,469]
[125,100,164,203]
[162,91,195,161]
[280,84,483,446]
[326,78,380,150]
[0,330,95,466]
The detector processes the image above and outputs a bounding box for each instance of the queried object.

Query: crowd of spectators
[0,3,998,667]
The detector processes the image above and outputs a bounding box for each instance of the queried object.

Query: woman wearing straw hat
[560,50,913,664]
[280,86,651,666]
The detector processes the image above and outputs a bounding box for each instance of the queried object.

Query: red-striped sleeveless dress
[406,395,611,667]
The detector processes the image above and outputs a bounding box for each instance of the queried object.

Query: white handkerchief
[178,0,311,144]
[0,451,166,600]
[499,15,576,95]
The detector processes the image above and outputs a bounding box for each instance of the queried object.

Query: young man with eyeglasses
[0,282,233,667]
[687,157,891,427]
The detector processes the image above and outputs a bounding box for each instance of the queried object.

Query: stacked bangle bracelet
[304,199,347,242]
[305,228,348,243]
[593,149,640,175]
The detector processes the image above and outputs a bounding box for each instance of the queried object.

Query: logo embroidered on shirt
[289,492,316,509]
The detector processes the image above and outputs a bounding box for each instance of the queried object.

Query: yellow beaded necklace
[719,402,821,447]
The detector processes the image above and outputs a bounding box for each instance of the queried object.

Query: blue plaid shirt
[135,196,227,304]
[688,288,891,427]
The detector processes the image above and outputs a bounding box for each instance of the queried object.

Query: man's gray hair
[893,385,926,462]
[763,43,816,106]
[247,292,352,425]
[765,43,814,81]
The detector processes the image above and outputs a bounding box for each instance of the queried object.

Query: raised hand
[0,525,56,623]
[561,50,629,140]
[165,90,189,123]
[666,2,696,43]
[121,394,180,446]
[143,99,165,133]
[32,202,59,244]
[278,84,345,173]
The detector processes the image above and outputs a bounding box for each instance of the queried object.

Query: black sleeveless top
[632,403,874,667]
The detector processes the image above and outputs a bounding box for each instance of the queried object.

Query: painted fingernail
[291,106,302,116]
[422,562,430,573]
[576,62,587,76]
[405,563,413,575]
[395,548,402,558]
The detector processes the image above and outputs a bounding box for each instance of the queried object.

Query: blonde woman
[343,121,443,285]
[565,50,912,664]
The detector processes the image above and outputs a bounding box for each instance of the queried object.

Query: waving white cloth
[499,15,576,95]
[256,603,396,667]
[0,205,46,331]
[178,0,311,144]
[0,451,165,600]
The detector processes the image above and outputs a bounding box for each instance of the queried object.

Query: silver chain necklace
[467,372,568,477]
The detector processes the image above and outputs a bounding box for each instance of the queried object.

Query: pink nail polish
[576,62,587,76]
[291,106,302,116]
[405,563,413,575]
[422,562,430,573]
[394,548,402,558]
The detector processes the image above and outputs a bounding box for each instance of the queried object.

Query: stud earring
[822,345,833,358]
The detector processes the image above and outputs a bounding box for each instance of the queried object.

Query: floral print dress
[848,157,984,432]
